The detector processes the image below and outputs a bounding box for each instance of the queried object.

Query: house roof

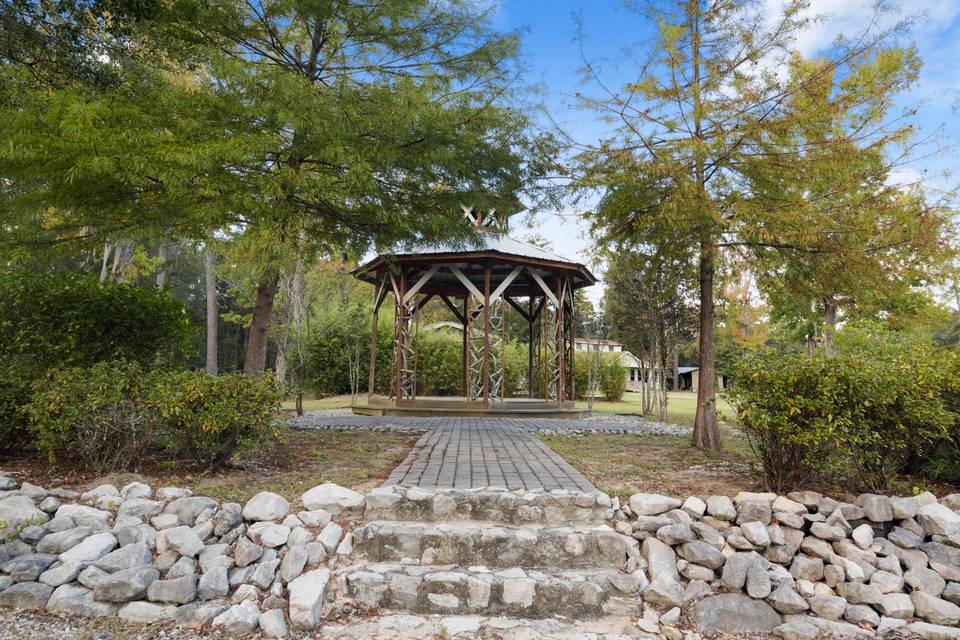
[677,366,698,374]
[574,338,623,346]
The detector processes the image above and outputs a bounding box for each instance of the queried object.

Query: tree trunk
[692,239,722,449]
[689,0,721,450]
[290,240,308,415]
[672,350,679,393]
[156,241,179,289]
[100,243,113,282]
[823,298,837,355]
[243,274,280,376]
[274,331,288,385]
[156,244,169,288]
[204,247,219,376]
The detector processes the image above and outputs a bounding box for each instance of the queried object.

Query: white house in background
[574,338,663,394]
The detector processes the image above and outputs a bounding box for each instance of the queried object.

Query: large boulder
[2,554,57,582]
[94,543,152,573]
[628,493,682,516]
[243,492,289,522]
[0,496,48,536]
[46,584,116,617]
[288,568,331,628]
[912,591,960,626]
[117,498,163,520]
[0,582,53,609]
[919,504,960,537]
[54,504,110,528]
[213,601,261,633]
[156,526,204,558]
[642,537,680,583]
[59,532,117,564]
[198,566,230,600]
[301,484,364,514]
[147,576,197,604]
[36,527,94,554]
[164,497,217,527]
[118,601,177,623]
[93,566,159,602]
[691,593,781,633]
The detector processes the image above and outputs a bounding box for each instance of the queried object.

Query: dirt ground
[538,431,760,500]
[0,427,417,503]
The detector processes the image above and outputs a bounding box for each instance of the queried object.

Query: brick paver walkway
[381,419,596,491]
[290,413,688,492]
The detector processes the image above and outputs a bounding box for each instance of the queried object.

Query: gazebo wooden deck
[351,207,596,418]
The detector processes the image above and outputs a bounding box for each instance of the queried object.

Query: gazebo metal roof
[354,231,597,296]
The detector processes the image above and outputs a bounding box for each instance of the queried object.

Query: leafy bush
[730,339,955,492]
[0,270,191,368]
[149,371,281,466]
[0,270,192,448]
[306,315,393,396]
[502,341,528,397]
[416,334,464,396]
[24,361,154,472]
[308,317,532,399]
[599,357,627,401]
[25,361,280,472]
[575,353,627,401]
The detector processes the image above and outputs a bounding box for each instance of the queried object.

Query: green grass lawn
[576,390,737,427]
[538,431,755,498]
[281,393,353,411]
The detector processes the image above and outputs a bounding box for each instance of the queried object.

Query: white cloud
[761,0,960,58]
[885,168,923,188]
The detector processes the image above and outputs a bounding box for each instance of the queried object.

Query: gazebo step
[351,520,637,570]
[338,563,646,619]
[364,485,616,525]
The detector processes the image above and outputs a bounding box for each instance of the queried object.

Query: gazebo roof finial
[461,204,507,233]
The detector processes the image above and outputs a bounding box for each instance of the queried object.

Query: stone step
[364,485,615,525]
[338,562,646,619]
[352,520,638,570]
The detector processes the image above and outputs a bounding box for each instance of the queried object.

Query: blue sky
[492,0,960,300]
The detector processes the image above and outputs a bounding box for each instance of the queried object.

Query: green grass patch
[538,430,755,499]
[575,391,736,427]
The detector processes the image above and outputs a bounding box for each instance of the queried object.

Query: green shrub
[416,334,464,396]
[0,270,191,368]
[149,371,281,467]
[904,348,960,484]
[306,316,393,396]
[0,270,192,448]
[599,357,627,401]
[307,317,534,399]
[25,361,280,472]
[575,353,626,401]
[25,361,154,472]
[730,341,955,492]
[502,341,528,397]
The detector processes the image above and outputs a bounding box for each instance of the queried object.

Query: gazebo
[351,207,596,418]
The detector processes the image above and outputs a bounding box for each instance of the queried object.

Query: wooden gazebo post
[462,295,469,399]
[393,270,407,407]
[569,277,576,402]
[482,266,491,409]
[367,272,380,400]
[527,296,535,399]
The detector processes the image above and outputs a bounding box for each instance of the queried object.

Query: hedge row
[729,325,960,492]
[25,361,280,472]
[0,270,192,448]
